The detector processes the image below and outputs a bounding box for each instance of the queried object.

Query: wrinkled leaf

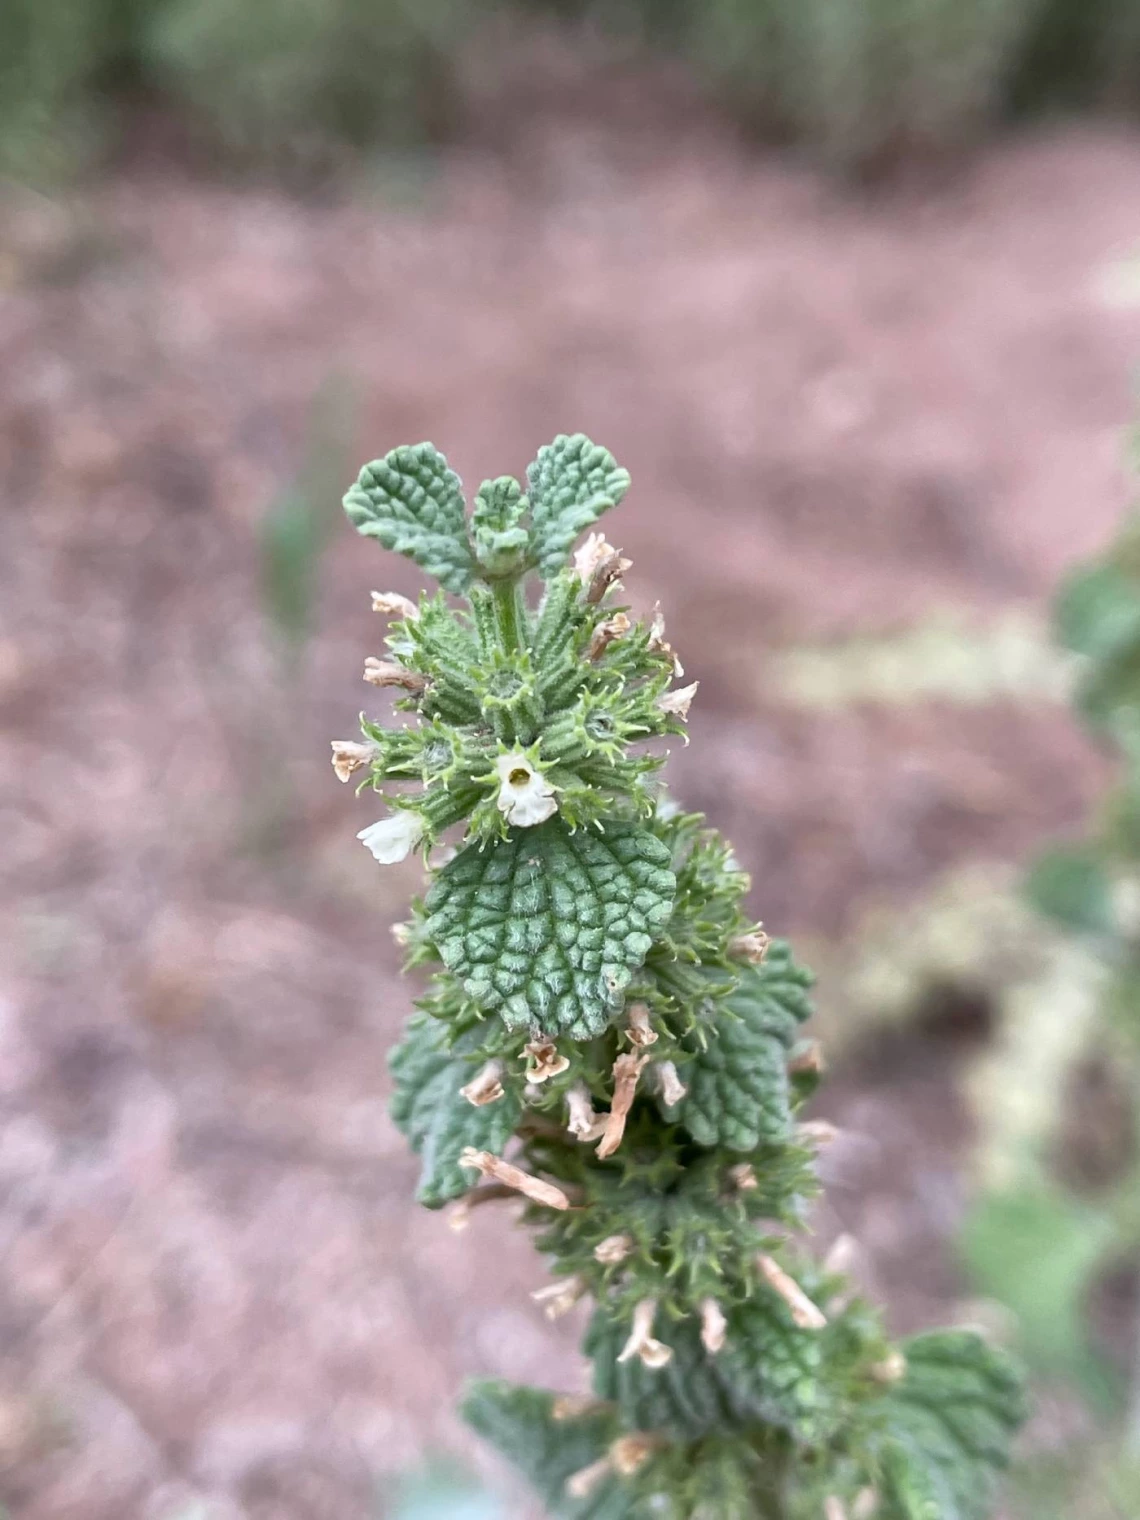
[586,1293,836,1444]
[390,1013,520,1207]
[670,943,814,1151]
[344,442,475,593]
[461,1380,627,1520]
[875,1330,1027,1520]
[425,817,676,1039]
[527,435,631,581]
[472,476,530,577]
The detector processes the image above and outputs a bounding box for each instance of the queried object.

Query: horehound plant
[332,436,1026,1519]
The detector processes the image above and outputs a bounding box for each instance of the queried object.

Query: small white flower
[617,1298,673,1369]
[523,1040,570,1083]
[700,1297,727,1354]
[566,1082,605,1139]
[657,681,699,720]
[649,607,684,677]
[587,611,630,661]
[370,590,419,620]
[357,811,425,865]
[593,1233,633,1265]
[654,1060,688,1108]
[573,532,618,582]
[363,657,426,691]
[728,928,769,964]
[626,1002,658,1048]
[459,1060,505,1107]
[573,532,631,603]
[531,1274,587,1320]
[496,751,558,827]
[330,739,378,783]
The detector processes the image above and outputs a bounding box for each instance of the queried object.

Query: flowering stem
[490,575,525,653]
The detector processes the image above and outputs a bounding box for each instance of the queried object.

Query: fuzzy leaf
[389,1014,520,1207]
[472,476,530,577]
[425,818,676,1039]
[344,443,475,593]
[461,1380,628,1519]
[527,435,631,581]
[875,1331,1026,1520]
[587,1295,836,1444]
[671,942,813,1150]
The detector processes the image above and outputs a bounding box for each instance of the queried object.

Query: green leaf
[389,1014,521,1207]
[876,1331,1027,1520]
[1023,846,1115,936]
[586,1296,836,1444]
[471,476,531,577]
[425,817,676,1039]
[960,1185,1117,1403]
[527,435,631,581]
[671,944,813,1151]
[344,443,475,593]
[1054,561,1140,663]
[461,1380,627,1519]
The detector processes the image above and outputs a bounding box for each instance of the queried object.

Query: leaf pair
[344,435,631,590]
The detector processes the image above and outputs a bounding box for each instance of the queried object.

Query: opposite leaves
[425,817,676,1038]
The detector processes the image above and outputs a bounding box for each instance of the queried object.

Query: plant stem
[491,576,525,653]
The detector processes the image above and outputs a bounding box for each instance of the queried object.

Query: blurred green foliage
[3,0,1140,181]
[547,0,1140,169]
[961,466,1140,1467]
[0,0,467,182]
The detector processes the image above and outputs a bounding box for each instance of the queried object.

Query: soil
[3,97,1140,1518]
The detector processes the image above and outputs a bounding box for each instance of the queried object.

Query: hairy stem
[491,576,525,653]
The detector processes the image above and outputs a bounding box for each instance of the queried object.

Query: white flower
[363,657,426,692]
[700,1297,727,1354]
[370,590,419,620]
[654,1060,688,1107]
[523,1039,570,1083]
[572,532,618,582]
[459,1060,505,1107]
[593,1233,633,1265]
[657,681,699,720]
[573,532,631,603]
[356,811,425,865]
[330,739,378,783]
[617,1298,673,1369]
[496,751,558,827]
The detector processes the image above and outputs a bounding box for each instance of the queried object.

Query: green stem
[491,576,525,653]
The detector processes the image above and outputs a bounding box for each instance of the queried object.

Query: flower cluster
[333,511,694,861]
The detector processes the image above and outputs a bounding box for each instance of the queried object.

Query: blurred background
[5,2,1140,1517]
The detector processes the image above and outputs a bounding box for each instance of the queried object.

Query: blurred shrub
[960,459,1140,1453]
[145,0,465,170]
[667,0,1051,169]
[538,0,1140,169]
[4,0,1140,182]
[0,0,469,182]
